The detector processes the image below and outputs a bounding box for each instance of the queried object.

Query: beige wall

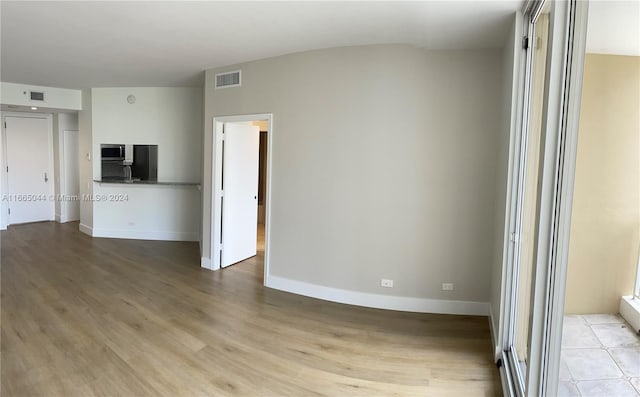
[202,44,504,304]
[565,54,640,314]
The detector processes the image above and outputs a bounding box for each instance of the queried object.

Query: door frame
[210,114,273,284]
[1,112,55,227]
[61,129,80,223]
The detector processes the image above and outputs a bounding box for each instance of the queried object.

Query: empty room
[1,1,637,396]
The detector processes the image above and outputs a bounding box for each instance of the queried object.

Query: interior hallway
[1,222,500,396]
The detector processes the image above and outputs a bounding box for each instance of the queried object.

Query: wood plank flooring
[1,221,501,396]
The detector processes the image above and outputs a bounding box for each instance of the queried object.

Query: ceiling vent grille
[30,91,45,101]
[215,70,241,89]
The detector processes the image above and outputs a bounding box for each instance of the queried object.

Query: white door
[63,130,80,221]
[5,116,54,224]
[221,123,260,267]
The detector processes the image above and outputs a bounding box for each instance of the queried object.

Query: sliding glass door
[508,2,552,394]
[499,0,589,396]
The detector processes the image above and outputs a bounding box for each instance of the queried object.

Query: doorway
[211,114,272,281]
[2,114,55,225]
[558,49,640,397]
[498,1,588,396]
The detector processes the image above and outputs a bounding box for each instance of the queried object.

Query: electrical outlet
[442,283,454,291]
[381,279,394,288]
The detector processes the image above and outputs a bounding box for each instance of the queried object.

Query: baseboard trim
[620,296,640,333]
[200,256,220,270]
[92,228,198,242]
[57,215,79,224]
[79,223,93,236]
[266,275,490,316]
[489,304,501,360]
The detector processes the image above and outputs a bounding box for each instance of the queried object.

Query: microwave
[101,144,125,161]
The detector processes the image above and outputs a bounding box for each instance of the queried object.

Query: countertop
[93,179,200,186]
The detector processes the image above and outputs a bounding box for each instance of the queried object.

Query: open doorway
[211,114,272,282]
[558,43,640,397]
[556,2,640,396]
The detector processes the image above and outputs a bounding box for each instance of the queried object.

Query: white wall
[203,45,505,313]
[1,82,81,110]
[79,89,93,234]
[89,87,202,241]
[0,114,6,230]
[93,184,200,241]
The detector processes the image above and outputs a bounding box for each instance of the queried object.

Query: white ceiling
[1,1,521,89]
[587,0,640,56]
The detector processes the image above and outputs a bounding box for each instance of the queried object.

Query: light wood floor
[1,221,501,397]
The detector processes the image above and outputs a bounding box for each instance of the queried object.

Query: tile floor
[560,314,640,396]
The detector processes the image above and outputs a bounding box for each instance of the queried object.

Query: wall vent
[215,70,241,89]
[30,91,45,101]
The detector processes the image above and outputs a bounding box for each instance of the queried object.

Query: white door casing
[220,123,260,267]
[4,116,54,225]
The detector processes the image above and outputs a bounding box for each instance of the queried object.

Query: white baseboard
[58,215,79,223]
[489,304,501,361]
[79,223,93,236]
[266,275,490,316]
[92,228,198,242]
[620,296,640,333]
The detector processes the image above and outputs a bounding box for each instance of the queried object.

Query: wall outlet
[381,279,394,288]
[442,283,454,291]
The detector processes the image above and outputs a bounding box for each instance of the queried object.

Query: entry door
[221,123,260,267]
[5,116,54,224]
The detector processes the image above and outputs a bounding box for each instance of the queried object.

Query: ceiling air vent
[215,70,241,89]
[30,91,45,101]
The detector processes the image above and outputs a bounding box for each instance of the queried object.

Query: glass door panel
[510,1,552,393]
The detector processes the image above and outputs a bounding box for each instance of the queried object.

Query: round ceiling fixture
[127,94,136,104]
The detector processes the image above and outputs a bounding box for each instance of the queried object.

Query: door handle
[44,172,48,182]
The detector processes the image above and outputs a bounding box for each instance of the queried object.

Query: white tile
[565,315,587,326]
[577,379,639,397]
[631,378,640,394]
[611,348,640,378]
[558,381,581,397]
[583,314,624,325]
[560,355,573,381]
[563,322,602,348]
[563,348,622,380]
[592,324,640,348]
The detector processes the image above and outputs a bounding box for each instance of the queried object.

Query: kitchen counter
[93,179,200,186]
